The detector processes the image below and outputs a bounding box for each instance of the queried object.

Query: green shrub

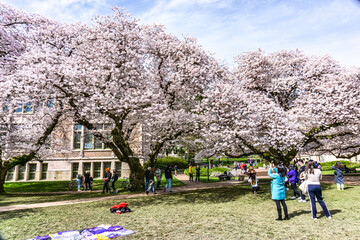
[155,156,188,170]
[184,167,229,176]
[321,161,360,171]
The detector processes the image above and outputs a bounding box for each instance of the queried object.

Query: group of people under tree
[75,168,119,194]
[267,159,337,221]
[144,165,173,195]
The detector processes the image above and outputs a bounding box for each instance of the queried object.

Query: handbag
[299,180,308,194]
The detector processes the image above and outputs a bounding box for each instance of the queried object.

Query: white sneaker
[298,197,302,200]
[298,199,306,203]
[312,218,318,220]
[327,216,332,219]
[286,188,290,191]
[290,196,297,200]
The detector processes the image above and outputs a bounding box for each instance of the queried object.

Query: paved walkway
[0,174,245,213]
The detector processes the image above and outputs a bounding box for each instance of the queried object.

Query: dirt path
[0,174,242,213]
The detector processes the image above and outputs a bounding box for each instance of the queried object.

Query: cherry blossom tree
[18,7,225,190]
[205,49,359,165]
[0,4,66,194]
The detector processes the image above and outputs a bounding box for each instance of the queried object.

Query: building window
[72,163,79,179]
[93,162,101,178]
[41,163,48,180]
[6,167,15,181]
[28,164,37,180]
[83,163,91,175]
[73,124,82,150]
[73,124,112,150]
[115,162,121,177]
[18,165,26,180]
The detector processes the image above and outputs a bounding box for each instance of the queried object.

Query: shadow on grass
[319,209,341,218]
[0,208,37,220]
[118,184,270,209]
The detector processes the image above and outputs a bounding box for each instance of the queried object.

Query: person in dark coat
[146,168,157,195]
[84,170,92,191]
[144,167,150,191]
[195,165,201,182]
[332,161,344,190]
[287,165,301,200]
[102,168,112,194]
[164,165,173,192]
[111,169,118,193]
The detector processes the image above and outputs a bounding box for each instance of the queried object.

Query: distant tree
[205,50,360,165]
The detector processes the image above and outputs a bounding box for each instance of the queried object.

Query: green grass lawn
[1,181,359,240]
[0,176,185,206]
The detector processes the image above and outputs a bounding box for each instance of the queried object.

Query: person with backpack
[268,163,289,221]
[287,165,301,200]
[84,170,92,191]
[102,168,112,194]
[249,174,260,194]
[332,161,344,190]
[164,165,173,192]
[305,160,332,220]
[76,173,82,192]
[111,169,118,194]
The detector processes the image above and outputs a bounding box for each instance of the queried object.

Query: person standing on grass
[332,161,345,190]
[249,174,260,194]
[155,168,162,189]
[145,167,150,191]
[84,170,92,191]
[102,168,112,194]
[247,166,256,179]
[305,160,332,220]
[287,165,301,200]
[111,169,118,194]
[164,165,173,192]
[195,165,201,182]
[76,173,82,192]
[189,164,194,182]
[146,168,157,195]
[268,163,289,221]
[297,160,306,202]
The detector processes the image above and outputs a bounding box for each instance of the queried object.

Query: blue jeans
[146,180,155,193]
[76,179,81,190]
[308,184,331,218]
[165,178,172,192]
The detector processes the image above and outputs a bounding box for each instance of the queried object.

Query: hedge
[184,167,229,176]
[321,161,360,171]
[155,156,188,170]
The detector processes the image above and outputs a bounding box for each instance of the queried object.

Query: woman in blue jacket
[268,163,289,221]
[332,161,344,190]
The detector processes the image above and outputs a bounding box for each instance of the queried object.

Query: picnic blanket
[26,224,134,240]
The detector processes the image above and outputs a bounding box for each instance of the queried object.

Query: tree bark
[127,157,145,190]
[0,166,8,194]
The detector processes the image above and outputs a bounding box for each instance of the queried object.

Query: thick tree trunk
[0,166,8,194]
[127,157,145,191]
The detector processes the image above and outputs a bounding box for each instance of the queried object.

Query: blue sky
[2,0,360,67]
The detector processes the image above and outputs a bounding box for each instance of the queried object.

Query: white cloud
[1,0,360,67]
